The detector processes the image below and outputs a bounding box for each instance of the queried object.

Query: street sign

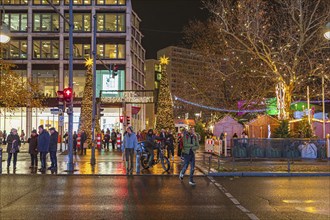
[59,115,64,127]
[51,108,61,115]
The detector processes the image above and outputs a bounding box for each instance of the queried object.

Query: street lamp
[324,22,330,40]
[0,23,10,43]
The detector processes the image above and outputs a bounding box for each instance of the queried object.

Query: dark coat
[49,131,58,152]
[80,132,87,145]
[6,133,21,153]
[38,130,50,153]
[104,134,110,143]
[111,131,117,141]
[28,135,38,155]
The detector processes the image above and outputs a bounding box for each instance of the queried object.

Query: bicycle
[139,141,171,172]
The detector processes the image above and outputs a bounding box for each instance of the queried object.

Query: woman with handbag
[6,128,21,171]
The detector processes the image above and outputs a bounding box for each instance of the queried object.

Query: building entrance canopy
[100,90,155,104]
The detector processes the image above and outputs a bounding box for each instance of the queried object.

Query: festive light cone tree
[79,58,94,144]
[155,55,175,132]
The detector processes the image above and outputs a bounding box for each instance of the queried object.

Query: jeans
[111,141,116,150]
[180,150,195,181]
[50,151,57,168]
[30,154,38,167]
[7,153,17,168]
[105,142,110,150]
[125,148,134,173]
[40,152,47,170]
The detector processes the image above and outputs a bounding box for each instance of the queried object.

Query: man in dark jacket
[80,130,87,155]
[111,129,117,150]
[28,130,38,169]
[6,128,21,171]
[104,131,110,151]
[38,125,50,172]
[48,127,58,170]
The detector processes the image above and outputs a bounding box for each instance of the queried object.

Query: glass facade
[65,0,91,5]
[4,13,28,32]
[2,40,28,59]
[97,43,125,59]
[33,0,60,4]
[64,70,87,97]
[32,70,59,97]
[96,0,126,5]
[33,40,59,59]
[33,13,60,32]
[97,13,125,32]
[64,41,91,59]
[3,0,28,4]
[65,13,91,32]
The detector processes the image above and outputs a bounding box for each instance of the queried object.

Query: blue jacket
[123,132,138,150]
[49,131,58,152]
[38,130,50,153]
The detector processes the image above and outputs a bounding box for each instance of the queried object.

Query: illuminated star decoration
[85,57,93,67]
[159,55,170,65]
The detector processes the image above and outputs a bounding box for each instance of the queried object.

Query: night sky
[132,0,208,59]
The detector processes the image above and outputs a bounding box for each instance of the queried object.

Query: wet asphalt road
[1,176,329,220]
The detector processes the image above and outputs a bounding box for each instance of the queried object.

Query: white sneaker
[179,173,184,181]
[189,180,196,186]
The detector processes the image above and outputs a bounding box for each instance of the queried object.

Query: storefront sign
[101,91,154,104]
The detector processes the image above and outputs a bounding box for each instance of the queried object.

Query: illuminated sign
[101,91,154,104]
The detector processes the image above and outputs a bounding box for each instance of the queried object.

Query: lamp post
[323,22,330,139]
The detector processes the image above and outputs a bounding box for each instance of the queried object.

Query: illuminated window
[65,0,91,5]
[96,0,126,5]
[3,0,28,4]
[3,13,27,32]
[32,70,59,98]
[2,40,27,59]
[96,13,125,32]
[97,43,125,59]
[33,13,59,32]
[33,40,59,59]
[64,14,91,32]
[64,41,91,59]
[33,0,60,4]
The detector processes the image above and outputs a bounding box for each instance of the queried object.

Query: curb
[208,172,330,177]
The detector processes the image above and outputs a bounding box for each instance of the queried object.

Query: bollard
[0,148,2,174]
[208,156,212,173]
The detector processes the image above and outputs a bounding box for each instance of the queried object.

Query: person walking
[37,125,50,173]
[179,127,199,186]
[123,126,138,175]
[104,131,110,151]
[80,130,87,155]
[6,128,21,171]
[111,129,117,150]
[166,130,175,161]
[73,131,78,154]
[27,130,38,169]
[48,127,58,170]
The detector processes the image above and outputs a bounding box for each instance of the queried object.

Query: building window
[33,40,59,59]
[96,0,126,5]
[3,0,28,4]
[97,43,125,59]
[3,13,28,32]
[33,13,59,32]
[32,70,59,98]
[64,41,91,59]
[96,13,125,32]
[2,40,27,59]
[65,0,91,5]
[64,14,91,32]
[64,70,86,97]
[33,0,60,4]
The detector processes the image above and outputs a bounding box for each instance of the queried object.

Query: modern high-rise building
[0,0,145,136]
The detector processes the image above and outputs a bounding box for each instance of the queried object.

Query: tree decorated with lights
[79,58,94,144]
[155,55,175,132]
[184,0,330,119]
[0,60,44,112]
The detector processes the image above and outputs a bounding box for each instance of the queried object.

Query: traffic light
[63,87,73,103]
[57,90,64,110]
[98,104,104,117]
[120,115,124,123]
[112,64,119,78]
[126,116,130,125]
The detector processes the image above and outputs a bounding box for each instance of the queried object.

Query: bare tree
[183,0,330,119]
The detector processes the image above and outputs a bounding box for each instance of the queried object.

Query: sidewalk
[0,143,203,176]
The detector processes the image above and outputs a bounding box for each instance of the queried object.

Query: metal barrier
[232,138,328,160]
